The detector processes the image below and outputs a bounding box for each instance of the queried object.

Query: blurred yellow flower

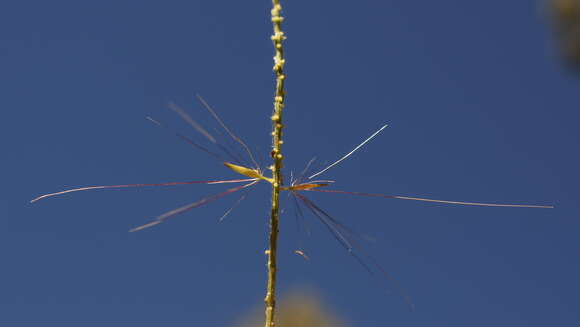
[235,290,347,327]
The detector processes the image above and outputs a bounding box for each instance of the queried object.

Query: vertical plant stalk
[264,1,286,327]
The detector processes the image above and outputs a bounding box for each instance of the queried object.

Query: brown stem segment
[264,1,286,327]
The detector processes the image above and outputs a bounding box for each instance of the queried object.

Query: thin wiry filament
[295,157,317,184]
[168,101,217,144]
[166,102,245,166]
[308,124,388,179]
[30,178,256,203]
[294,192,361,252]
[309,189,554,208]
[293,191,415,310]
[146,116,223,161]
[218,192,250,222]
[129,180,259,232]
[196,94,260,169]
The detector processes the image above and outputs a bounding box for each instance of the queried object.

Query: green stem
[264,1,286,327]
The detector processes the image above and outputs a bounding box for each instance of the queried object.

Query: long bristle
[168,102,217,144]
[196,95,260,169]
[129,180,259,232]
[308,189,554,208]
[293,191,415,310]
[308,124,388,179]
[30,178,257,203]
[146,116,224,161]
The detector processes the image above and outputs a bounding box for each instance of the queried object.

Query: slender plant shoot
[264,1,288,326]
[31,1,554,324]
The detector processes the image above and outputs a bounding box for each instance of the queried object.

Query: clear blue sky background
[2,1,578,326]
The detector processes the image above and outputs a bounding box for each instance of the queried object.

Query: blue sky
[2,1,578,326]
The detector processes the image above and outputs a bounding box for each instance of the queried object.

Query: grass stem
[264,1,287,327]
